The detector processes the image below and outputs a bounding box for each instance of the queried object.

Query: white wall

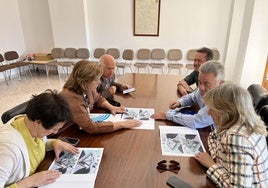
[17,0,54,53]
[239,0,268,88]
[0,0,25,54]
[0,0,267,88]
[87,0,231,65]
[48,0,88,48]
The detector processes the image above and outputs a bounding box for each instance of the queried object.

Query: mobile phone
[123,87,136,94]
[166,176,193,188]
[60,137,80,146]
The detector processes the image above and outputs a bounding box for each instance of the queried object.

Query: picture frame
[134,0,161,36]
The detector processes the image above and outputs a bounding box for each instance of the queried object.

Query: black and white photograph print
[159,126,205,157]
[48,148,103,175]
[122,108,155,129]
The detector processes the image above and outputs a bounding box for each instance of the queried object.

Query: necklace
[83,93,90,114]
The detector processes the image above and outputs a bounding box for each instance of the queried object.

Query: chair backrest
[167,49,182,61]
[64,48,77,58]
[122,49,134,61]
[107,48,120,59]
[186,49,197,61]
[212,49,220,60]
[247,84,268,127]
[0,54,4,63]
[1,100,29,124]
[51,48,64,59]
[137,49,151,60]
[4,51,19,61]
[76,48,90,59]
[94,48,105,59]
[151,48,165,60]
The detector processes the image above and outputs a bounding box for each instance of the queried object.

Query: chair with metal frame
[134,48,151,73]
[51,48,64,78]
[185,49,197,74]
[76,48,90,60]
[93,48,105,61]
[115,49,134,75]
[0,53,18,85]
[149,48,166,74]
[58,48,77,79]
[167,49,184,74]
[4,51,32,80]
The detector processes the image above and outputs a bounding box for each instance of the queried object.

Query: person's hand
[115,119,142,129]
[177,84,188,96]
[110,106,125,115]
[195,152,215,168]
[108,86,117,95]
[122,84,131,90]
[17,170,61,187]
[150,112,167,120]
[52,139,79,161]
[169,101,179,109]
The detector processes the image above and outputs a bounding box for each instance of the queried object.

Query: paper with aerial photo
[159,126,205,157]
[40,148,103,188]
[90,108,155,130]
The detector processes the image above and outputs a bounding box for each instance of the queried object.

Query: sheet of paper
[122,108,155,130]
[89,108,155,130]
[40,148,103,188]
[159,126,205,157]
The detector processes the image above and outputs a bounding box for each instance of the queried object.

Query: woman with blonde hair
[195,83,268,187]
[60,60,141,134]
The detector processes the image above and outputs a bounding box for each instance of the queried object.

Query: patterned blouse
[207,124,268,187]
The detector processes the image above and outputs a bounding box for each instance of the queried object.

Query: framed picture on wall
[134,0,161,36]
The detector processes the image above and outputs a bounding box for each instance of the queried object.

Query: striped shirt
[207,124,268,187]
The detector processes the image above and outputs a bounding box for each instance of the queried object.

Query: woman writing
[60,60,141,134]
[0,90,79,188]
[195,84,268,187]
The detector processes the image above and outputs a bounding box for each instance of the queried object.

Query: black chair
[247,84,268,143]
[1,100,71,138]
[1,101,29,124]
[247,84,268,120]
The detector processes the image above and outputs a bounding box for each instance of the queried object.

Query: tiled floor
[0,72,66,118]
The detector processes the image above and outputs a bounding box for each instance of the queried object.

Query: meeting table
[37,73,215,188]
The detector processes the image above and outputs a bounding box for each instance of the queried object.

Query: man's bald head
[99,54,116,78]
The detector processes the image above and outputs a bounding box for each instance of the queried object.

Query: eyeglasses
[156,160,181,174]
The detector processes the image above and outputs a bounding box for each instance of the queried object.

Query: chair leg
[17,67,21,80]
[57,65,61,80]
[2,72,9,85]
[27,65,32,77]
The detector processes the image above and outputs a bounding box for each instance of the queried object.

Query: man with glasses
[177,47,213,95]
[151,61,224,129]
